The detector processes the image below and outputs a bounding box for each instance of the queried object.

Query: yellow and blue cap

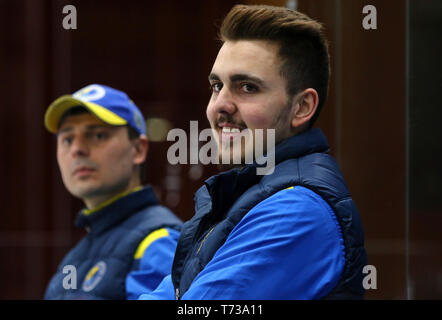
[44,84,146,135]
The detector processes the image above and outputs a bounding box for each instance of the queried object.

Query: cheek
[56,153,74,188]
[102,146,134,172]
[56,152,68,176]
[241,107,274,129]
[242,91,290,130]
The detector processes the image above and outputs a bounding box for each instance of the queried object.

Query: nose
[70,135,89,158]
[209,86,237,116]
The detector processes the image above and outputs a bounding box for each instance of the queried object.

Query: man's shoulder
[125,203,182,230]
[99,205,181,259]
[243,185,338,230]
[258,185,331,210]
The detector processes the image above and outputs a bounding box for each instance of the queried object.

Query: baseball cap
[44,84,146,135]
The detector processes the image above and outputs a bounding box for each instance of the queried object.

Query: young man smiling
[141,5,367,300]
[43,84,182,299]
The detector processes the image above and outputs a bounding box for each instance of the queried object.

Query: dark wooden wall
[296,0,407,299]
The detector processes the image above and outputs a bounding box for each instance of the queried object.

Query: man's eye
[94,132,107,140]
[241,83,258,93]
[210,82,223,93]
[61,136,72,146]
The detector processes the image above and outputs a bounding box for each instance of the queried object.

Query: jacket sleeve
[138,274,175,300]
[181,186,346,300]
[125,228,180,300]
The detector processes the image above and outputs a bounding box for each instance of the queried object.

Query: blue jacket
[141,128,366,300]
[44,186,182,300]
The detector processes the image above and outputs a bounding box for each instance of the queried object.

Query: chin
[69,184,101,200]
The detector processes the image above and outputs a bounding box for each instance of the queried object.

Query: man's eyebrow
[209,72,266,87]
[57,124,113,135]
[86,124,113,130]
[57,127,72,135]
[229,73,266,87]
[208,73,220,81]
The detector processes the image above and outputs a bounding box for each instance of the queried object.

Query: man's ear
[133,135,149,165]
[290,88,319,129]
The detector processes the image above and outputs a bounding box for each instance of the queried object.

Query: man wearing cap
[43,84,182,300]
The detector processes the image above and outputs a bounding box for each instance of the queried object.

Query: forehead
[58,112,113,132]
[211,40,282,79]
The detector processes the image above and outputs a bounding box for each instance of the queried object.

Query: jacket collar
[199,128,330,216]
[75,185,159,234]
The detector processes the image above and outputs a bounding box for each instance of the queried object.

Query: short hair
[219,5,330,128]
[58,106,146,183]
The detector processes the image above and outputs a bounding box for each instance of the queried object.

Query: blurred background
[0,0,441,299]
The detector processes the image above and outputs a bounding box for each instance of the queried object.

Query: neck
[83,178,142,211]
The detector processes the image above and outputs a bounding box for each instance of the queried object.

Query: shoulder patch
[82,261,106,292]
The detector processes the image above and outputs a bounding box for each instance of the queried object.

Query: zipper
[175,288,180,300]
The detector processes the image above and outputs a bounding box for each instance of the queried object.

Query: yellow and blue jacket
[44,185,182,299]
[141,128,366,300]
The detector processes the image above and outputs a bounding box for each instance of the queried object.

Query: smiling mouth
[218,128,254,150]
[217,121,247,140]
[219,126,244,142]
[221,126,241,133]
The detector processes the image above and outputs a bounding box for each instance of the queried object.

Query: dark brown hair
[220,5,330,128]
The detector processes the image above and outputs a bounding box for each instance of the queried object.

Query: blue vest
[172,128,367,299]
[44,186,182,300]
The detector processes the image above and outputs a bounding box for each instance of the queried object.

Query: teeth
[222,127,240,133]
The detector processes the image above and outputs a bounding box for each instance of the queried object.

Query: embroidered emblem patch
[82,261,106,292]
